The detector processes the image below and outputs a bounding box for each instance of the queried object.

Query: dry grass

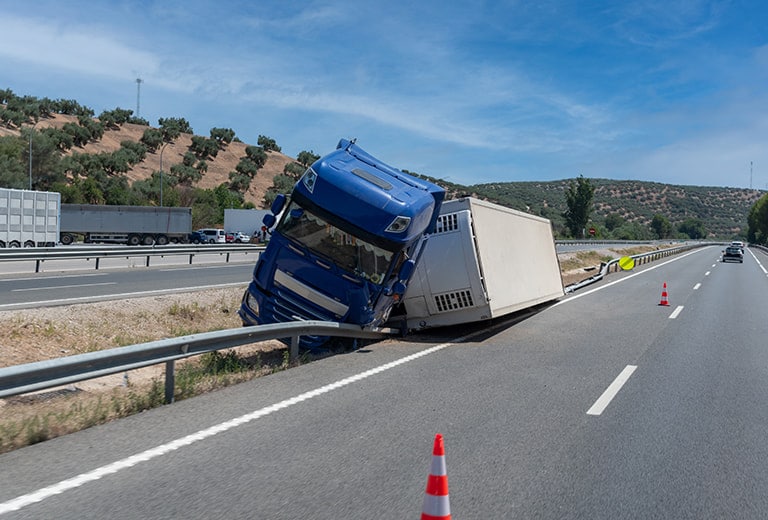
[0,287,292,453]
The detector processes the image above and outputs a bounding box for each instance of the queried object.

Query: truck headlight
[243,290,260,317]
[386,216,411,233]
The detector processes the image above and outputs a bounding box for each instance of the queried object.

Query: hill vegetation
[1,88,764,238]
[461,179,763,240]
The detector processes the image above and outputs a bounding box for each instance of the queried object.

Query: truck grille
[271,286,335,322]
[435,213,459,234]
[434,290,475,312]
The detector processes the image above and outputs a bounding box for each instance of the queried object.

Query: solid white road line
[0,283,248,310]
[12,282,117,292]
[587,365,637,416]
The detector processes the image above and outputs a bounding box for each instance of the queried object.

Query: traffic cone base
[422,434,451,520]
[659,282,669,306]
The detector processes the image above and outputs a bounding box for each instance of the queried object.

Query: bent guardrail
[0,321,396,404]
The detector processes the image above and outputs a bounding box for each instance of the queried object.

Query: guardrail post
[189,254,194,265]
[165,360,175,404]
[290,335,300,362]
[146,255,151,268]
[35,259,41,273]
[95,258,100,270]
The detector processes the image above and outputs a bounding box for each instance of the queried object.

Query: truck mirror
[270,194,286,215]
[262,214,276,228]
[398,259,416,281]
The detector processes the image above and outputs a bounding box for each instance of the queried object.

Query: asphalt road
[1,245,768,518]
[0,261,255,310]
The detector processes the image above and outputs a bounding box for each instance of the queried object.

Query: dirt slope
[12,114,297,208]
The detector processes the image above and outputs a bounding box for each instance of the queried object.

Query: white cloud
[1,15,161,82]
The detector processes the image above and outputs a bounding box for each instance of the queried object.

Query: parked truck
[60,204,192,245]
[394,197,564,330]
[0,187,60,248]
[238,138,446,349]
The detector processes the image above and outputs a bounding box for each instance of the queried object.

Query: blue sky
[2,0,767,189]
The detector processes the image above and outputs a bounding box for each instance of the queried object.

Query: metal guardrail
[0,321,396,404]
[0,244,265,272]
[563,242,720,293]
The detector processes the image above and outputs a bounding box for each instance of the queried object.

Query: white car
[197,228,226,243]
[226,231,251,243]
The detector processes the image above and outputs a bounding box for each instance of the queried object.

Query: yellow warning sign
[619,256,635,270]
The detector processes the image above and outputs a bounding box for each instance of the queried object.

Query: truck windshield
[278,202,394,285]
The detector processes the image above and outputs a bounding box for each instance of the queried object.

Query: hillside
[466,179,764,239]
[1,112,295,209]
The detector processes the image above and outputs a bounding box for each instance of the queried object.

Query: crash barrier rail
[0,244,265,273]
[563,241,722,293]
[0,321,396,404]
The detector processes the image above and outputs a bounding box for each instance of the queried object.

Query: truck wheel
[155,235,169,246]
[24,241,35,248]
[142,235,155,246]
[9,241,21,248]
[60,234,74,245]
[127,235,141,246]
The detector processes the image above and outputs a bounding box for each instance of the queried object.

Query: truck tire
[60,234,74,245]
[127,235,141,246]
[142,235,155,246]
[155,235,169,245]
[24,241,35,248]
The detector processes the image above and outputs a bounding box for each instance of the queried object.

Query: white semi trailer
[0,188,60,248]
[397,197,564,330]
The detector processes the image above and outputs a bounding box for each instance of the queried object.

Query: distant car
[722,246,743,263]
[197,228,226,244]
[188,230,206,244]
[226,231,250,243]
[730,241,745,251]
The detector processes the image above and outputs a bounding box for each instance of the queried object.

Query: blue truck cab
[239,139,445,349]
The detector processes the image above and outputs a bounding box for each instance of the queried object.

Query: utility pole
[136,77,143,118]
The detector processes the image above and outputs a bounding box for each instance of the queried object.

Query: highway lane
[1,245,767,518]
[0,263,254,310]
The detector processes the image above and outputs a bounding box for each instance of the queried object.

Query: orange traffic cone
[659,282,669,306]
[421,434,451,520]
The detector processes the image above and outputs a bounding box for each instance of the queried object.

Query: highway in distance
[1,245,768,518]
[0,262,254,310]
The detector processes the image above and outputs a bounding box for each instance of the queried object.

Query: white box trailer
[399,197,564,330]
[224,208,270,239]
[0,188,60,248]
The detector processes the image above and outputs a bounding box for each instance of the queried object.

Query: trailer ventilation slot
[434,290,474,312]
[435,213,459,234]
